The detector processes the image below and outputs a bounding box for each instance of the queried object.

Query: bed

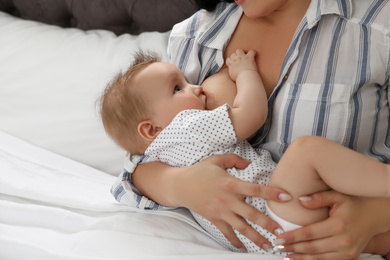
[0,1,385,259]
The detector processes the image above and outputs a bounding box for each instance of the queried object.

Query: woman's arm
[132,154,292,250]
[277,191,390,259]
[132,161,182,207]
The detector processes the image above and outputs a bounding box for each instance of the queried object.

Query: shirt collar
[198,0,353,49]
[306,0,352,28]
[198,3,242,50]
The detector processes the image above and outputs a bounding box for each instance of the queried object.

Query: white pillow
[0,11,170,175]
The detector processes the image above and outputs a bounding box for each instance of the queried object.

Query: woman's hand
[276,191,390,260]
[172,154,292,251]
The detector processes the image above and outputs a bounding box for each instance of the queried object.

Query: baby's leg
[267,136,390,227]
[267,137,330,227]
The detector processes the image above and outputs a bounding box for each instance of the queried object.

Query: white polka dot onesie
[144,104,284,255]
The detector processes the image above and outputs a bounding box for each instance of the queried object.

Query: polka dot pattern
[145,105,285,255]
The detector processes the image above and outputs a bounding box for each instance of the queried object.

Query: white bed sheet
[0,130,285,260]
[0,131,384,260]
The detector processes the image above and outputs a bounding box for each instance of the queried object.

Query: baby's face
[134,62,206,128]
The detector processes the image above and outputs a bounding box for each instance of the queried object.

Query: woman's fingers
[284,234,361,260]
[280,219,340,251]
[214,153,250,169]
[211,153,292,234]
[286,252,357,260]
[298,190,343,213]
[213,209,274,251]
[277,191,375,259]
[237,180,292,202]
[231,218,273,251]
[279,218,336,245]
[212,220,246,252]
[277,191,347,244]
[188,154,294,252]
[214,154,292,202]
[233,198,283,236]
[198,154,291,250]
[280,219,363,260]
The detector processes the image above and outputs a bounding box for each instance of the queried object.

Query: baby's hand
[226,49,258,82]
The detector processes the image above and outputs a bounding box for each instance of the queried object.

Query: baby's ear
[138,120,162,141]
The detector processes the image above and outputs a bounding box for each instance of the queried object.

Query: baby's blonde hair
[99,50,161,154]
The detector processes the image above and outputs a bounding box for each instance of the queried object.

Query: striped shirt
[168,0,390,163]
[111,0,390,209]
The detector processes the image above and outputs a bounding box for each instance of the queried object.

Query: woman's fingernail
[299,196,312,202]
[274,238,286,245]
[262,244,273,252]
[283,258,295,260]
[279,193,292,201]
[273,244,286,252]
[274,228,284,236]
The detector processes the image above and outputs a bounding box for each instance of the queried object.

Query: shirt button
[283,74,289,81]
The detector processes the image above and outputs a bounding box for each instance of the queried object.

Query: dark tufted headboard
[0,0,198,35]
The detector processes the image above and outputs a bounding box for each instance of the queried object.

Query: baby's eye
[174,86,182,93]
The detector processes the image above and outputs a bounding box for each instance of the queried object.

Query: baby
[100,49,390,254]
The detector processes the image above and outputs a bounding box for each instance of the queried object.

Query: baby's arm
[226,49,267,141]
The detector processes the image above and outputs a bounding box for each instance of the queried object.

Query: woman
[117,0,390,258]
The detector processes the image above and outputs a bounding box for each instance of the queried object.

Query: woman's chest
[224,17,298,97]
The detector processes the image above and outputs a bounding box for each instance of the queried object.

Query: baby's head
[99,50,206,154]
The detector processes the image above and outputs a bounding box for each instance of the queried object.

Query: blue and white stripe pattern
[169,0,390,163]
[110,153,172,210]
[111,0,390,209]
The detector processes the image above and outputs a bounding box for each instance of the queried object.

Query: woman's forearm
[132,161,182,207]
[131,155,251,209]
